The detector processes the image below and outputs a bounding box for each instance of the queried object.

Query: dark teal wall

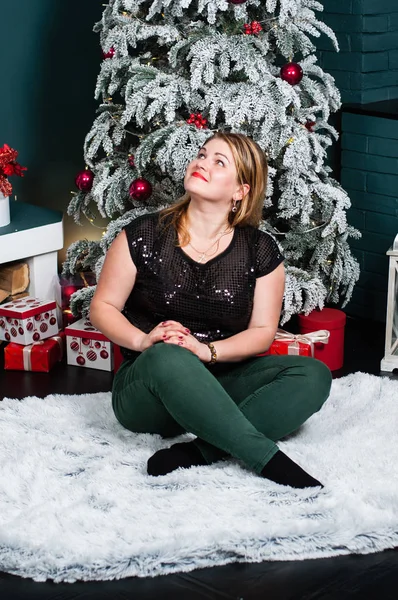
[341,112,398,322]
[318,0,398,104]
[0,0,103,262]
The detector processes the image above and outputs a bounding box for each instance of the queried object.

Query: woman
[90,131,332,488]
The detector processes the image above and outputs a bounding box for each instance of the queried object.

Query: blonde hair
[159,131,268,245]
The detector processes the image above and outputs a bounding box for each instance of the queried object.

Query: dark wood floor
[0,316,397,599]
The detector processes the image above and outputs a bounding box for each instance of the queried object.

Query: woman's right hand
[137,320,191,352]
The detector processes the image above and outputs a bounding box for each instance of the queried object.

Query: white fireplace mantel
[0,200,63,300]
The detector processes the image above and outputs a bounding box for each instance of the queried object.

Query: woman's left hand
[163,332,210,363]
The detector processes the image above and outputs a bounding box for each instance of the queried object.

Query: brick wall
[318,0,398,103]
[341,112,398,321]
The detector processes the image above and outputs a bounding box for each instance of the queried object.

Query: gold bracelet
[206,342,217,365]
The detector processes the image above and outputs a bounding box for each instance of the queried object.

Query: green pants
[112,344,332,474]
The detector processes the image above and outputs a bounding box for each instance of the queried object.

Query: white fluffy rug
[0,372,397,583]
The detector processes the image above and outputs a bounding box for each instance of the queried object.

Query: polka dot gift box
[0,297,59,345]
[65,317,113,371]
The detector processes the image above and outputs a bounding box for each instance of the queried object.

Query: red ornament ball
[82,338,91,346]
[44,312,49,319]
[40,323,48,333]
[280,62,303,86]
[102,47,115,59]
[0,319,5,328]
[26,321,33,331]
[18,327,24,335]
[94,341,101,349]
[75,169,94,192]
[33,332,40,341]
[34,314,41,321]
[5,332,10,341]
[87,350,97,362]
[128,155,135,167]
[77,355,86,366]
[50,317,57,326]
[305,121,316,132]
[10,327,17,337]
[70,341,79,352]
[100,349,109,359]
[129,177,152,202]
[6,317,12,323]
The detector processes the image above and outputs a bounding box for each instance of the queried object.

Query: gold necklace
[188,228,232,263]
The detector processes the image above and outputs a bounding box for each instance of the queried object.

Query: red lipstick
[192,172,207,182]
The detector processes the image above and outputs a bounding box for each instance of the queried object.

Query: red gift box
[4,333,65,372]
[260,329,330,357]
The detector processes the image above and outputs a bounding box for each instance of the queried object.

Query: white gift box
[0,296,59,345]
[65,317,113,371]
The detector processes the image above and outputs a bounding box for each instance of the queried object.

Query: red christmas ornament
[87,350,97,361]
[100,349,109,359]
[5,332,10,341]
[305,121,316,132]
[18,327,24,335]
[75,168,94,192]
[50,317,57,326]
[70,341,79,352]
[94,341,101,349]
[82,338,90,346]
[243,21,263,35]
[33,332,40,342]
[128,155,135,167]
[102,47,115,59]
[76,355,86,366]
[186,112,208,129]
[40,323,48,333]
[280,62,303,86]
[129,177,152,202]
[26,321,33,331]
[10,327,17,337]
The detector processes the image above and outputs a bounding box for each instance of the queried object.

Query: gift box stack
[0,297,64,372]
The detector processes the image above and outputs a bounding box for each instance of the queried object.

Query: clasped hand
[138,320,211,363]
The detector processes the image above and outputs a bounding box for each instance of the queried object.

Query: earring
[231,199,238,213]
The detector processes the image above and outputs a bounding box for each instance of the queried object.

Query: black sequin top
[121,212,284,361]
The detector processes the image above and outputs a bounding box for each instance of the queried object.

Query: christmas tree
[63,0,360,325]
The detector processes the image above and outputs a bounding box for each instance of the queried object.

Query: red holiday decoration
[280,62,303,86]
[102,47,115,59]
[75,168,94,192]
[129,177,152,201]
[243,21,263,35]
[4,333,65,372]
[305,121,316,132]
[186,113,208,129]
[298,308,346,371]
[128,154,135,167]
[0,143,27,197]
